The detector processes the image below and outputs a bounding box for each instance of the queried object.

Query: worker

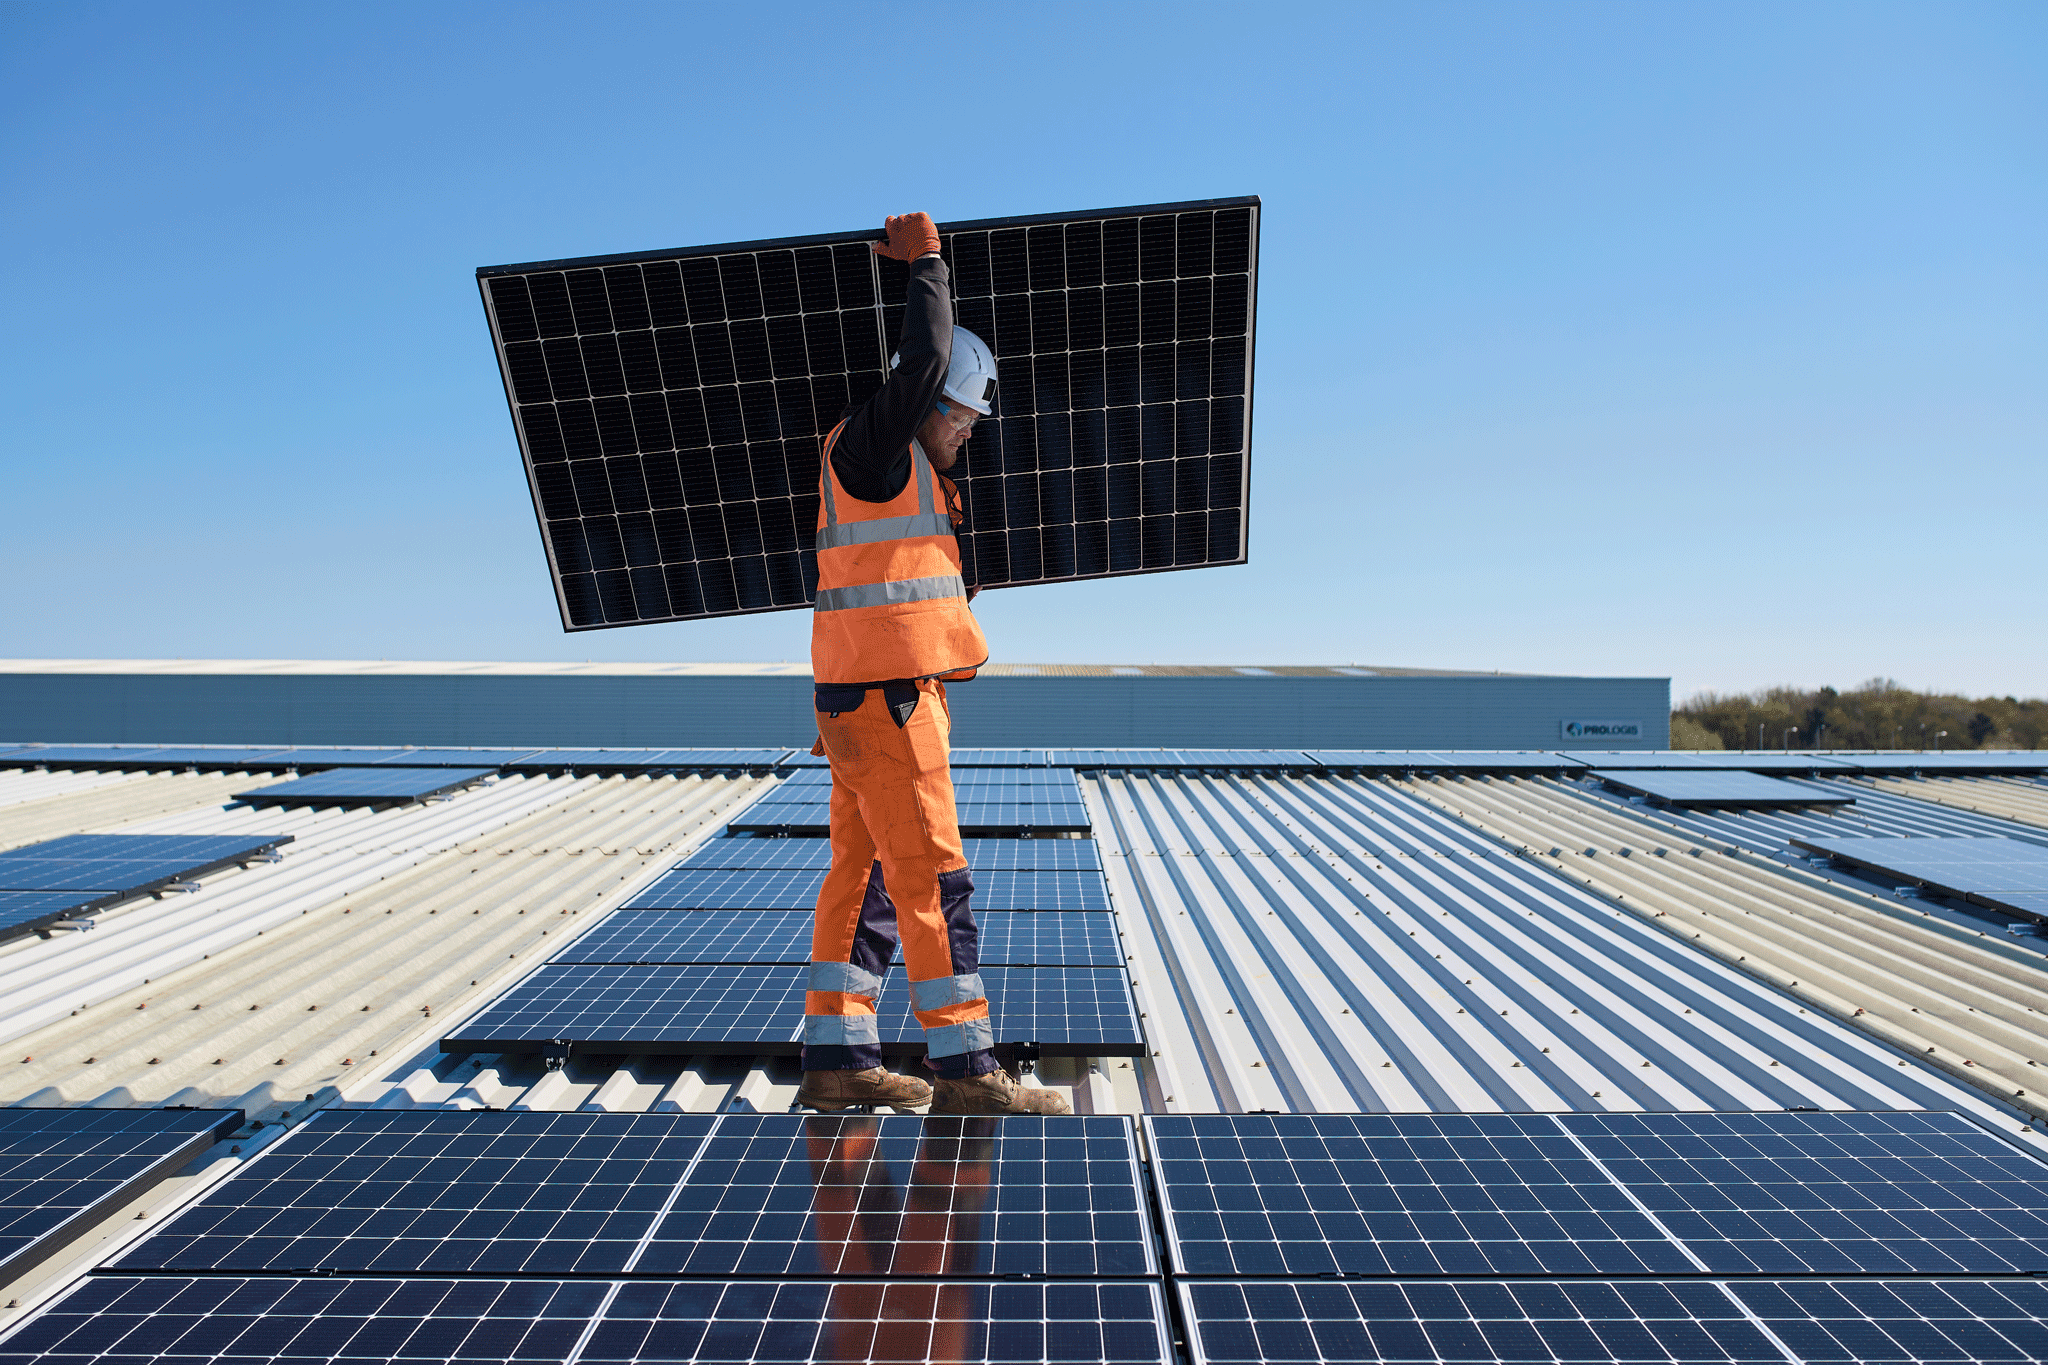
[796,211,1069,1117]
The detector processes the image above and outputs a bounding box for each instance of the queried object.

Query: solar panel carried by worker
[478,199,1258,1113]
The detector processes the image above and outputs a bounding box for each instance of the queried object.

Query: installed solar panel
[1147,1114,1688,1278]
[233,767,495,807]
[114,1110,716,1276]
[0,1107,240,1279]
[675,835,1101,872]
[949,748,1051,767]
[364,748,545,767]
[1178,1279,1786,1365]
[0,890,100,939]
[1148,1112,2048,1282]
[0,833,294,940]
[729,802,1091,836]
[479,198,1258,629]
[22,1276,1173,1365]
[1791,835,2048,918]
[504,748,790,773]
[554,909,1119,967]
[0,746,284,772]
[1559,1109,2048,1275]
[626,865,1108,911]
[1055,749,1309,769]
[441,963,1144,1057]
[1589,770,1854,809]
[637,1114,1154,1278]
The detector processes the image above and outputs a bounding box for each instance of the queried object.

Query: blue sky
[3,1,2040,701]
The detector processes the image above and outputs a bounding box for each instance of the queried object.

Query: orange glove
[872,212,941,261]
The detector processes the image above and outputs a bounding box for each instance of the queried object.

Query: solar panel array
[0,1107,241,1278]
[232,767,495,808]
[1148,1111,2048,1281]
[625,865,1109,912]
[441,963,1144,1058]
[26,1105,2048,1364]
[1793,835,2048,919]
[0,833,293,941]
[676,835,1100,871]
[479,198,1258,629]
[1589,769,1855,810]
[553,908,1120,967]
[72,1110,1173,1365]
[26,1275,1174,1365]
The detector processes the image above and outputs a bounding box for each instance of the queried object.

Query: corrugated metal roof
[1394,773,2048,1124]
[8,752,2048,1330]
[1085,770,2036,1136]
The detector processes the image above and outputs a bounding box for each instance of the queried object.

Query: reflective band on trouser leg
[803,1011,880,1047]
[923,1018,996,1058]
[813,574,967,614]
[913,976,992,1061]
[810,961,884,998]
[910,973,986,1012]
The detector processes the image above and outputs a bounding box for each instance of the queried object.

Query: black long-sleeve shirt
[830,255,952,504]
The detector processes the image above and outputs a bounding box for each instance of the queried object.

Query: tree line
[1671,679,2048,751]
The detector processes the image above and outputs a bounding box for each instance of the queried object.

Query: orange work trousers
[803,677,996,1077]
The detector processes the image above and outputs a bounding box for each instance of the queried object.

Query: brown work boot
[929,1068,1072,1116]
[797,1066,932,1112]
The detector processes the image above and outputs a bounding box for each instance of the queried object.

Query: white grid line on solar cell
[1557,1110,2048,1275]
[553,910,1119,966]
[637,1113,1155,1278]
[111,1110,717,1276]
[12,1276,1174,1365]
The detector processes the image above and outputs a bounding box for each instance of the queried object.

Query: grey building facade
[0,661,1670,749]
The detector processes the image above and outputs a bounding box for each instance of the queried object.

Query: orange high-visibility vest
[811,421,988,686]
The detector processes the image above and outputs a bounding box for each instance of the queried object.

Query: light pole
[1784,726,1798,751]
[1936,730,1947,753]
[1757,721,1764,752]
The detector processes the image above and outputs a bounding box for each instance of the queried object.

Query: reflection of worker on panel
[797,212,1067,1116]
[804,1115,997,1359]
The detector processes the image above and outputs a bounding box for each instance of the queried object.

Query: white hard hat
[894,326,998,415]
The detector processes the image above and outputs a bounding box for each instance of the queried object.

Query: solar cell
[18,1276,1174,1365]
[636,1114,1155,1278]
[555,909,1119,967]
[0,1107,240,1279]
[113,1110,717,1276]
[1178,1279,1787,1365]
[441,964,1144,1057]
[1791,835,2048,917]
[948,748,1051,767]
[1147,1114,1691,1277]
[479,198,1258,629]
[232,767,496,807]
[1558,1110,2048,1275]
[674,835,1101,872]
[1589,770,1855,809]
